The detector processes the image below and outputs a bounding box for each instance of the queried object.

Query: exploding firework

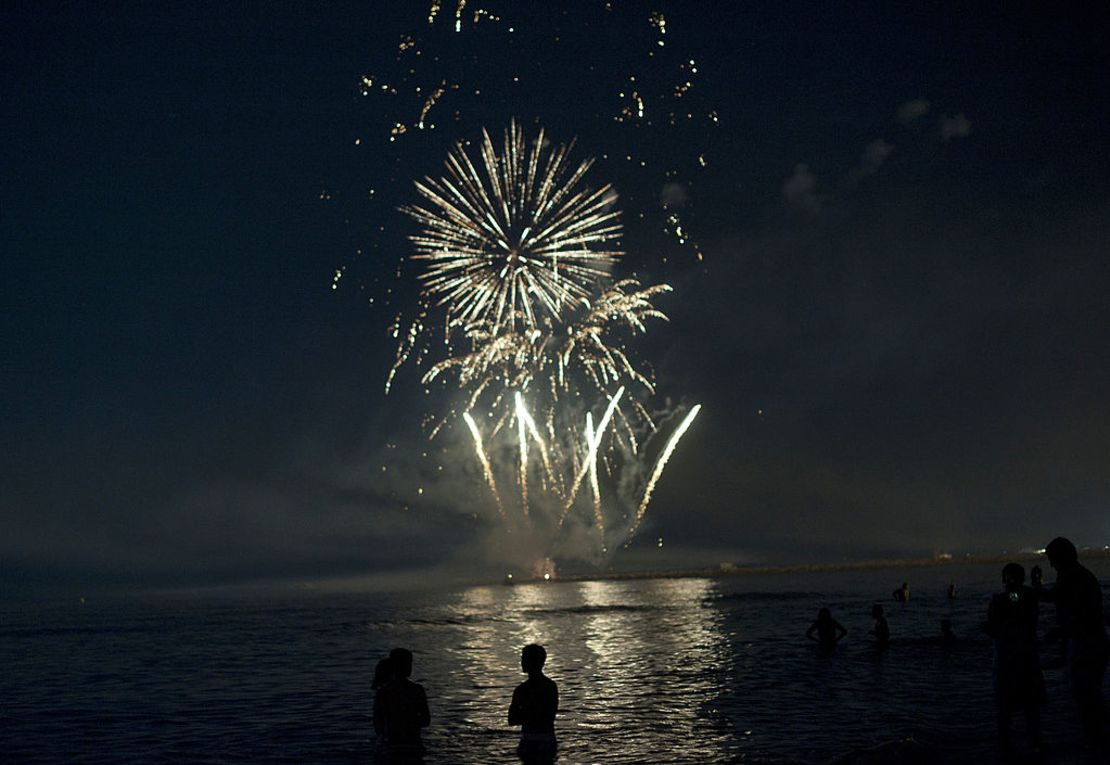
[393,121,700,561]
[402,119,623,334]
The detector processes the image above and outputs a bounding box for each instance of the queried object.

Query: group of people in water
[373,536,1107,762]
[372,644,558,764]
[987,537,1108,758]
[806,537,1108,758]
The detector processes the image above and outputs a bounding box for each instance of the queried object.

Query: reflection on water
[428,577,739,763]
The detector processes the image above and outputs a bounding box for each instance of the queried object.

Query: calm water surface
[3,561,1108,763]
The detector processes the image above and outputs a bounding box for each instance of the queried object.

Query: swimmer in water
[871,604,890,648]
[807,607,848,648]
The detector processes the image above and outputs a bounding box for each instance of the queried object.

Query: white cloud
[897,98,931,124]
[939,112,972,140]
[860,139,894,175]
[782,163,820,212]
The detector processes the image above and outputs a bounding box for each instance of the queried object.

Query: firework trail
[627,404,703,540]
[462,411,504,522]
[515,391,557,491]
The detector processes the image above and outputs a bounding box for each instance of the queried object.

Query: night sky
[4,1,1109,592]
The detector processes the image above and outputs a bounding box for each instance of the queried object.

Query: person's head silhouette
[372,656,395,690]
[1045,536,1078,571]
[390,647,414,679]
[1002,562,1025,588]
[521,643,546,675]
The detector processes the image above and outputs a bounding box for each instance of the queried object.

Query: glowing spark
[514,392,556,489]
[417,81,447,129]
[463,412,504,520]
[559,387,624,528]
[515,393,529,517]
[585,412,605,533]
[628,405,702,538]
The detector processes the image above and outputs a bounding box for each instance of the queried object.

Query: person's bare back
[508,644,558,763]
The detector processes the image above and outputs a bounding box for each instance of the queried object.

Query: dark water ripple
[3,562,1107,763]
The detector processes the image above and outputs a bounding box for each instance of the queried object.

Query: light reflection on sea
[2,560,1107,763]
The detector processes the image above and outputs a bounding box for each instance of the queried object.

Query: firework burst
[392,121,699,560]
[402,119,623,334]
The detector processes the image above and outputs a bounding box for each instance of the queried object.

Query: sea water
[3,560,1107,764]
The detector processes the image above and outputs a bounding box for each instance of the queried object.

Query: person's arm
[508,686,523,726]
[806,623,818,641]
[835,620,848,642]
[373,689,386,736]
[417,686,430,729]
[540,679,558,724]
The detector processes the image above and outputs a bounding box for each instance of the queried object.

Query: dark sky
[3,1,1109,592]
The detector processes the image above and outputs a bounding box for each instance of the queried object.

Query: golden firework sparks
[402,119,622,334]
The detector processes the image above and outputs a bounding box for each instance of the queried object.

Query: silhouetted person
[374,648,430,762]
[372,656,395,691]
[1031,565,1044,590]
[987,563,1043,752]
[893,582,910,602]
[947,583,958,600]
[1039,537,1108,753]
[871,604,890,648]
[807,608,847,648]
[508,643,558,764]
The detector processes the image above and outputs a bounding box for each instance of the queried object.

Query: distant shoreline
[528,548,1110,585]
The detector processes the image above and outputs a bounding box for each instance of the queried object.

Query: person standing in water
[986,563,1043,753]
[1039,537,1108,755]
[508,644,559,764]
[871,604,890,648]
[807,608,848,648]
[374,648,430,762]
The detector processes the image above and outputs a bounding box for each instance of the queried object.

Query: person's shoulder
[399,678,426,695]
